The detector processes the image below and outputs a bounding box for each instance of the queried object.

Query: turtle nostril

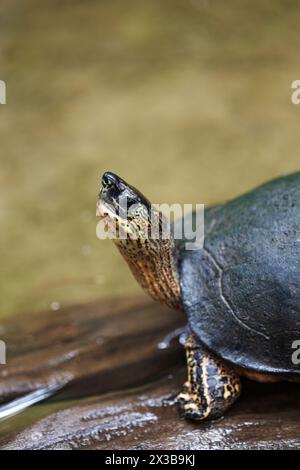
[102,172,120,189]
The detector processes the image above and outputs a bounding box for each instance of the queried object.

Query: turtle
[96,171,300,421]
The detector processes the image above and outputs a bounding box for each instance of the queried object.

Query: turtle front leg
[178,334,241,421]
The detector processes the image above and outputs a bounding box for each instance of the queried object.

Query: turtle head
[97,171,182,310]
[97,172,152,241]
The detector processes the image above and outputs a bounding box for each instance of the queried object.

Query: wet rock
[2,376,300,450]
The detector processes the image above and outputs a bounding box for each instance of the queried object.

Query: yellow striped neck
[115,236,182,311]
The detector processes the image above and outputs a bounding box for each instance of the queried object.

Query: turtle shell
[178,173,300,376]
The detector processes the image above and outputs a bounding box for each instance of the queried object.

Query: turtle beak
[97,172,123,218]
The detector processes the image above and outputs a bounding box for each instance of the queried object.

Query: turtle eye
[103,180,113,189]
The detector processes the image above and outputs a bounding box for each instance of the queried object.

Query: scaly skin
[178,334,241,420]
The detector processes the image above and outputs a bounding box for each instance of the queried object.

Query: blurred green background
[1,0,300,319]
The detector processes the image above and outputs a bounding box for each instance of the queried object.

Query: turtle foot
[178,334,242,422]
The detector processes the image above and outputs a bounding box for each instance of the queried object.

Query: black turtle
[97,171,300,421]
